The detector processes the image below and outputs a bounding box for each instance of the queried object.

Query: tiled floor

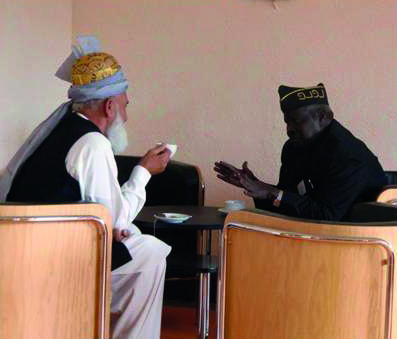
[161,306,216,339]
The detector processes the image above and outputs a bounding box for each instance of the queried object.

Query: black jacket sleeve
[253,141,292,213]
[253,142,290,213]
[253,196,278,213]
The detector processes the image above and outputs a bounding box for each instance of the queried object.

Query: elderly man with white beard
[0,36,172,339]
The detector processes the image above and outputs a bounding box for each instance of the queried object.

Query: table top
[134,205,226,230]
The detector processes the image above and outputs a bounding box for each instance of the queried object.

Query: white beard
[106,110,128,155]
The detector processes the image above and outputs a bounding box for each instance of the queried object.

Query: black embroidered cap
[278,83,329,113]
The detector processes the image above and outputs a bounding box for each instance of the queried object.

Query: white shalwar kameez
[65,119,171,339]
[0,35,169,339]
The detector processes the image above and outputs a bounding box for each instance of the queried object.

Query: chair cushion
[385,171,397,185]
[346,202,397,222]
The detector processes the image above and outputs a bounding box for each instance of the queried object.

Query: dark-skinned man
[214,83,387,221]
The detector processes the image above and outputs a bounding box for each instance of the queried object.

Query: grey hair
[71,99,105,113]
[307,104,334,120]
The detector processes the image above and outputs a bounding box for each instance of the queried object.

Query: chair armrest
[375,185,397,203]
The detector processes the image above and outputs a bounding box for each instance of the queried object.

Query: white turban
[56,35,129,102]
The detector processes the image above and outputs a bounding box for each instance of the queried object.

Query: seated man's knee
[140,234,170,263]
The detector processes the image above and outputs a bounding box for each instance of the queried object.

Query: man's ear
[318,111,329,128]
[103,97,116,119]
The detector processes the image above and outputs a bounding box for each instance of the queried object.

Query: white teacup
[224,200,246,211]
[156,142,177,158]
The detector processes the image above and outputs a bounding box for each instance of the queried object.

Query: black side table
[135,205,226,339]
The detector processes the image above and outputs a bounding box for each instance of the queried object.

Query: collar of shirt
[75,112,89,120]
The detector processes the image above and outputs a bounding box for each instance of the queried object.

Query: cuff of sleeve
[130,165,151,187]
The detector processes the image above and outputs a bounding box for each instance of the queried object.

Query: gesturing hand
[241,161,260,182]
[240,172,280,201]
[214,161,243,188]
[139,144,171,175]
[214,160,261,189]
[215,160,280,201]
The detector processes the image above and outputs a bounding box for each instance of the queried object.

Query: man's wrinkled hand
[139,144,170,175]
[240,173,279,201]
[113,229,131,242]
[214,161,243,188]
[241,161,260,182]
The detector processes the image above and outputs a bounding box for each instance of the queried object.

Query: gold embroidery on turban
[71,52,121,86]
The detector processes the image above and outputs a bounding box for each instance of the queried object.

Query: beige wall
[2,1,395,207]
[0,1,72,171]
[72,0,397,206]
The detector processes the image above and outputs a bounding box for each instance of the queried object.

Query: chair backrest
[0,203,112,339]
[115,155,205,206]
[218,209,397,339]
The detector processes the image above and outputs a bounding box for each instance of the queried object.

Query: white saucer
[154,213,192,223]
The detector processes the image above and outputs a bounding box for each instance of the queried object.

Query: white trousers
[110,226,171,339]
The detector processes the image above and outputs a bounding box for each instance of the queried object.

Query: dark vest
[7,110,132,270]
[8,111,99,202]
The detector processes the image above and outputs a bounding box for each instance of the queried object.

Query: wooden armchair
[217,208,397,339]
[0,203,112,339]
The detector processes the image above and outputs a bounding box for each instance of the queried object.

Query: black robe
[255,120,387,221]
